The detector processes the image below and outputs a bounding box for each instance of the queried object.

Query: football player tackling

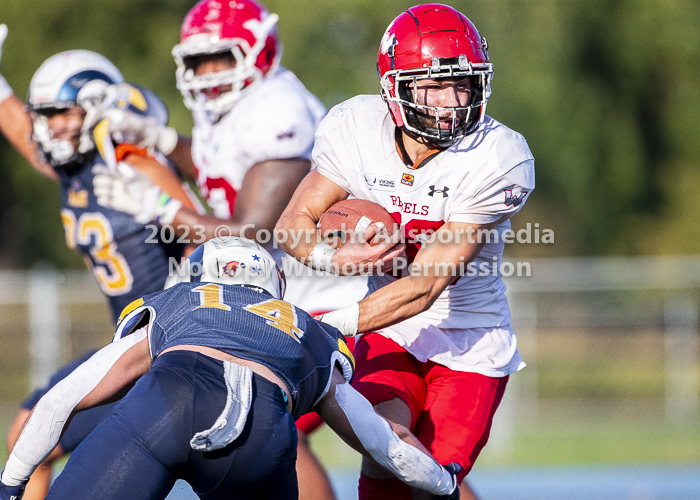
[0,26,198,500]
[0,237,461,500]
[276,4,535,499]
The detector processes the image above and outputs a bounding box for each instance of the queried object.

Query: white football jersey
[313,95,535,376]
[191,69,368,313]
[192,68,326,219]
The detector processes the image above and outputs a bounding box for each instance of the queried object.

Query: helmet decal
[174,236,285,299]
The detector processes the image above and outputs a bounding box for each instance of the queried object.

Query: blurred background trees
[0,0,698,268]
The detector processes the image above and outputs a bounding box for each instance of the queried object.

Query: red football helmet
[377,4,493,145]
[172,0,281,116]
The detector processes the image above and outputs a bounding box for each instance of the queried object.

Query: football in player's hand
[319,199,399,249]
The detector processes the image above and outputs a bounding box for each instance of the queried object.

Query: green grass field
[3,402,699,469]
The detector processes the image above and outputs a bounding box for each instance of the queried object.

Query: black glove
[435,462,463,500]
[0,474,26,500]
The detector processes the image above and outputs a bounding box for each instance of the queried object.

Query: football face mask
[172,0,281,118]
[390,66,488,145]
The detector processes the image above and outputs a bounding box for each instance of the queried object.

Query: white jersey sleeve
[311,99,358,193]
[449,160,535,225]
[448,126,535,225]
[234,71,326,167]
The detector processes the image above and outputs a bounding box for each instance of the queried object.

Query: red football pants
[352,332,508,499]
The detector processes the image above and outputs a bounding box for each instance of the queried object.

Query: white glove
[93,163,182,225]
[0,24,13,103]
[318,303,359,337]
[88,106,178,156]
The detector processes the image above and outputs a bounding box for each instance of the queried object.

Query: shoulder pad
[114,298,152,342]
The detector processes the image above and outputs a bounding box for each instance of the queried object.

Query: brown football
[319,199,399,248]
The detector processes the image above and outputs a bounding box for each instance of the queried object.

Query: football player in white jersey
[88,1,367,498]
[277,4,535,500]
[91,0,321,244]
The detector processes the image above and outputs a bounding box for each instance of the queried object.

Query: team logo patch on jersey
[401,173,415,186]
[67,188,89,208]
[222,261,242,277]
[364,173,395,191]
[504,188,529,207]
[428,185,449,198]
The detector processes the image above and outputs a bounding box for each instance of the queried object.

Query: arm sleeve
[333,382,457,496]
[448,159,535,225]
[1,329,148,487]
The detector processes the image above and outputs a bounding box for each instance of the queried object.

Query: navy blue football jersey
[115,283,355,419]
[58,152,184,323]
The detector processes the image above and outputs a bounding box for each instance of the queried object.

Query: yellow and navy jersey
[58,152,184,323]
[115,283,354,420]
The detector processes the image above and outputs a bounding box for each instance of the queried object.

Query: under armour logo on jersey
[428,185,449,197]
[504,188,528,207]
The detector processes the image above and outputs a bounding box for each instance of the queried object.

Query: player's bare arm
[319,218,506,337]
[0,25,58,182]
[0,90,59,182]
[277,169,348,253]
[276,170,405,272]
[94,155,312,244]
[164,135,197,181]
[173,156,311,241]
[314,366,459,497]
[356,219,504,333]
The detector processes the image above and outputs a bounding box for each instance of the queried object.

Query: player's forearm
[330,382,457,496]
[0,94,58,181]
[166,135,196,181]
[353,223,493,332]
[275,211,322,261]
[358,274,444,333]
[320,273,443,337]
[0,94,30,156]
[171,208,290,244]
[276,169,349,263]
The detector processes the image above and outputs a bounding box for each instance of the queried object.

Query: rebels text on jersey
[313,95,535,376]
[191,68,326,219]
